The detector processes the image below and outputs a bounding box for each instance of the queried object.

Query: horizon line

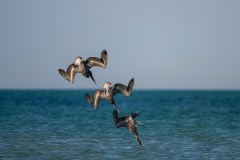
[1,88,240,91]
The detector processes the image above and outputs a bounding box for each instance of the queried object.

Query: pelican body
[58,50,107,84]
[85,78,134,112]
[113,109,143,147]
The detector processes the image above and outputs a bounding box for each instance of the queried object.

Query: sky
[0,0,240,90]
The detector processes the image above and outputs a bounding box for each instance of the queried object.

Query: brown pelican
[113,109,144,147]
[58,49,107,84]
[85,78,134,112]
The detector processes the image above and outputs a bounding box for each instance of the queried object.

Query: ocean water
[0,90,240,159]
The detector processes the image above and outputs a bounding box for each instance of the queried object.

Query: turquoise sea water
[1,90,240,159]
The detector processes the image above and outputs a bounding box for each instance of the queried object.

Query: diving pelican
[85,78,134,112]
[113,109,144,147]
[58,49,107,84]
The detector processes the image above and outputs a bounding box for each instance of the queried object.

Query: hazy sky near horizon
[1,0,240,89]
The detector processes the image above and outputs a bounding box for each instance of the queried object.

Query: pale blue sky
[0,0,240,89]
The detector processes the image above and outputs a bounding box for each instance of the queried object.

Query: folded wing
[113,109,127,128]
[85,50,108,69]
[58,64,81,83]
[112,78,134,96]
[85,90,105,109]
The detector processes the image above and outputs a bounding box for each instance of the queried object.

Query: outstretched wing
[113,109,127,128]
[133,108,144,119]
[85,50,107,69]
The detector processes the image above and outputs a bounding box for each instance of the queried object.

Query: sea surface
[0,90,240,159]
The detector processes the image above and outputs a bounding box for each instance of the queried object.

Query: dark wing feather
[133,108,144,119]
[113,109,127,128]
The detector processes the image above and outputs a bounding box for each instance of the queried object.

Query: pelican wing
[67,63,81,75]
[112,83,128,96]
[92,90,105,108]
[112,78,134,96]
[58,64,81,83]
[133,108,144,119]
[85,50,107,69]
[85,90,105,109]
[113,109,127,128]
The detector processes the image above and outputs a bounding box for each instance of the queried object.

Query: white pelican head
[74,56,83,66]
[102,82,112,90]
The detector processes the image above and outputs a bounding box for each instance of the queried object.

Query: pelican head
[129,113,135,119]
[102,82,112,90]
[127,114,134,124]
[74,56,84,66]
